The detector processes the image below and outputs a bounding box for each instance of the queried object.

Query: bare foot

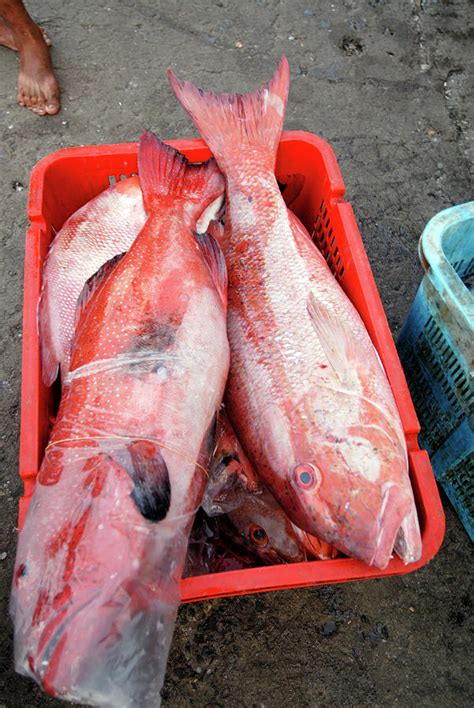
[16,27,60,115]
[0,16,51,50]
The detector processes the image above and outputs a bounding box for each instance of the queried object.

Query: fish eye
[250,524,268,546]
[293,463,320,491]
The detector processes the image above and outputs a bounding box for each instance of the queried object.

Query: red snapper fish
[39,169,223,387]
[39,176,147,385]
[11,133,229,706]
[169,57,421,569]
[205,412,336,563]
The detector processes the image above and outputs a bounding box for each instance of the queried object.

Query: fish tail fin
[168,56,290,169]
[138,131,224,221]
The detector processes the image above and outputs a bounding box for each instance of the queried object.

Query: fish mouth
[261,546,305,565]
[270,544,307,564]
[368,485,411,569]
[28,590,100,696]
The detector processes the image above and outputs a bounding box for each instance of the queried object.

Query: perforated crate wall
[311,199,345,281]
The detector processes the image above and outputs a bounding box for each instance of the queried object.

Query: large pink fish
[11,133,229,704]
[39,176,147,385]
[169,57,421,569]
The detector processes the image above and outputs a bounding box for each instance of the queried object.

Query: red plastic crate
[19,131,445,602]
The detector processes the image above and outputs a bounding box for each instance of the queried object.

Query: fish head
[12,447,182,698]
[280,421,412,569]
[227,489,307,564]
[203,411,261,516]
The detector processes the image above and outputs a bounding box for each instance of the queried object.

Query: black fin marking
[127,441,171,522]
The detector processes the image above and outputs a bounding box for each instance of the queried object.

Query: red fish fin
[195,224,228,306]
[168,56,290,168]
[138,131,224,221]
[204,455,249,516]
[294,527,339,560]
[127,441,171,522]
[74,253,125,330]
[38,281,60,386]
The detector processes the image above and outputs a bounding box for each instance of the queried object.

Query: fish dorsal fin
[127,440,171,522]
[306,291,354,383]
[195,224,228,306]
[74,253,125,330]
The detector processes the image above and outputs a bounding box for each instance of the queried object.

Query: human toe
[41,29,52,46]
[45,97,60,115]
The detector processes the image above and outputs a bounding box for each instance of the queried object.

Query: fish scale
[227,187,329,399]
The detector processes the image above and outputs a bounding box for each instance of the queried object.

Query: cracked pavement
[0,1,473,706]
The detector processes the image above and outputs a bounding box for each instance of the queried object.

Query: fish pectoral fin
[306,291,354,383]
[195,225,228,306]
[74,253,126,330]
[127,441,171,522]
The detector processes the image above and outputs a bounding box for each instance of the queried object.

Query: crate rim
[27,131,346,222]
[20,131,446,603]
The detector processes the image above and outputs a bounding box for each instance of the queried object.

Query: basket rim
[418,201,474,324]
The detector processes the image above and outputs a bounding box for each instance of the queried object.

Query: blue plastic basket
[398,202,474,541]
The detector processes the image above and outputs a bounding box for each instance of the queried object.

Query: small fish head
[228,490,307,564]
[204,412,261,515]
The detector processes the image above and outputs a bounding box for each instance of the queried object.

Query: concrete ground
[0,0,473,705]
